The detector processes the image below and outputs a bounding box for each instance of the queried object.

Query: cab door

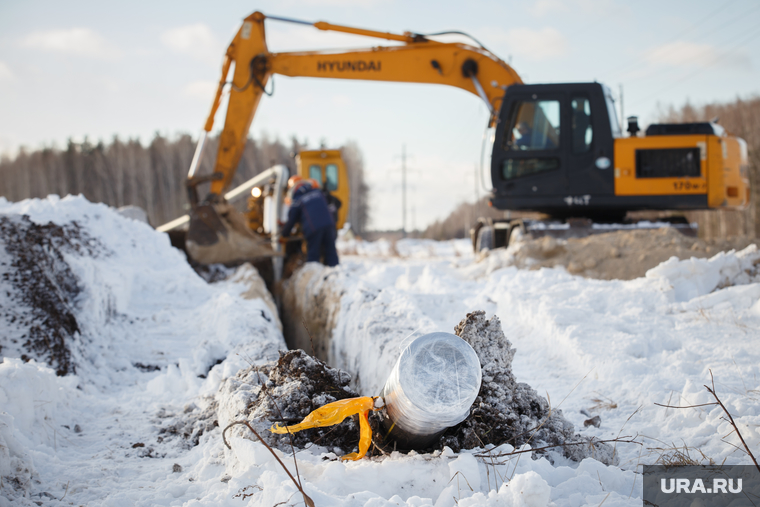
[565,84,616,198]
[493,92,567,198]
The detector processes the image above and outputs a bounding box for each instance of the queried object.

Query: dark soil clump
[219,349,364,455]
[0,215,103,375]
[221,316,616,464]
[157,398,219,449]
[436,311,617,464]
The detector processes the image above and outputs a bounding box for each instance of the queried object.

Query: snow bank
[2,196,758,506]
[337,237,473,259]
[646,244,760,302]
[0,358,79,502]
[0,195,283,504]
[463,227,759,281]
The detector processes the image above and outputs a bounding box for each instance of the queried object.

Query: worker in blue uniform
[281,179,339,267]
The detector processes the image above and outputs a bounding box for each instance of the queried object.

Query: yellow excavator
[243,149,349,235]
[170,11,749,263]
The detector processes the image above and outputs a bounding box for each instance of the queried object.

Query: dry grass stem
[705,370,760,473]
[222,420,315,507]
[301,319,316,357]
[652,370,760,474]
[474,436,640,460]
[589,393,618,411]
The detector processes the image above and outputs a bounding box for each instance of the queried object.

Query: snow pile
[468,261,760,470]
[0,358,78,501]
[1,194,759,506]
[464,227,758,281]
[646,244,760,302]
[0,215,98,375]
[444,311,617,465]
[337,237,472,259]
[0,195,283,504]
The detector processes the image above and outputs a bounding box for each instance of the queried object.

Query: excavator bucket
[185,201,280,265]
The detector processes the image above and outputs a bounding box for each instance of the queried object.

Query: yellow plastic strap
[269,396,380,460]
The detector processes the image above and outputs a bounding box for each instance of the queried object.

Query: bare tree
[422,197,506,240]
[0,134,370,233]
[342,141,370,235]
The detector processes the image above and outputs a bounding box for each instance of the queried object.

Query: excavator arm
[194,11,522,196]
[182,11,521,265]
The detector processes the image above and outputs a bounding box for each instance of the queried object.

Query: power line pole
[474,164,479,217]
[619,83,624,130]
[401,144,407,238]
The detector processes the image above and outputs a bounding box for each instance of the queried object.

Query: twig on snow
[654,402,718,410]
[473,436,641,459]
[60,481,70,501]
[254,369,308,495]
[653,370,760,474]
[705,369,760,474]
[222,420,315,507]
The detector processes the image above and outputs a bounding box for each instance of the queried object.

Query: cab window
[505,100,560,151]
[503,158,560,180]
[571,96,593,153]
[308,164,322,183]
[325,164,339,191]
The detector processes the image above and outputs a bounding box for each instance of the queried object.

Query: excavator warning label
[317,60,382,72]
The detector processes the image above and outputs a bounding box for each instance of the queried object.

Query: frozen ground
[1,196,760,506]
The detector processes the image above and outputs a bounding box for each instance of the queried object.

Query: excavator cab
[492,82,622,219]
[295,149,350,230]
[490,82,748,220]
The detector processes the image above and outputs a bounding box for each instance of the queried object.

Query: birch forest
[0,134,371,234]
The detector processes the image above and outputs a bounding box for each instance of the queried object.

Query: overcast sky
[1,0,759,230]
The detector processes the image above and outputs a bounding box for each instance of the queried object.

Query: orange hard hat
[287,175,303,189]
[285,179,312,204]
[306,178,321,189]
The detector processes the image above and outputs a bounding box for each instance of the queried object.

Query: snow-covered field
[1,196,760,506]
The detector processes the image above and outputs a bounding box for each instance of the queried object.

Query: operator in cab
[281,176,340,267]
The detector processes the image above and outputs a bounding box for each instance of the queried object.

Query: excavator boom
[198,11,521,196]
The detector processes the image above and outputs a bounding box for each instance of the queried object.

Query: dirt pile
[0,215,103,375]
[218,350,363,455]
[438,311,617,465]
[219,314,616,465]
[484,228,756,280]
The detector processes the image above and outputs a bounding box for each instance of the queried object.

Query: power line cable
[629,23,760,110]
[600,0,745,82]
[611,16,760,94]
[565,2,631,39]
[686,1,760,42]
